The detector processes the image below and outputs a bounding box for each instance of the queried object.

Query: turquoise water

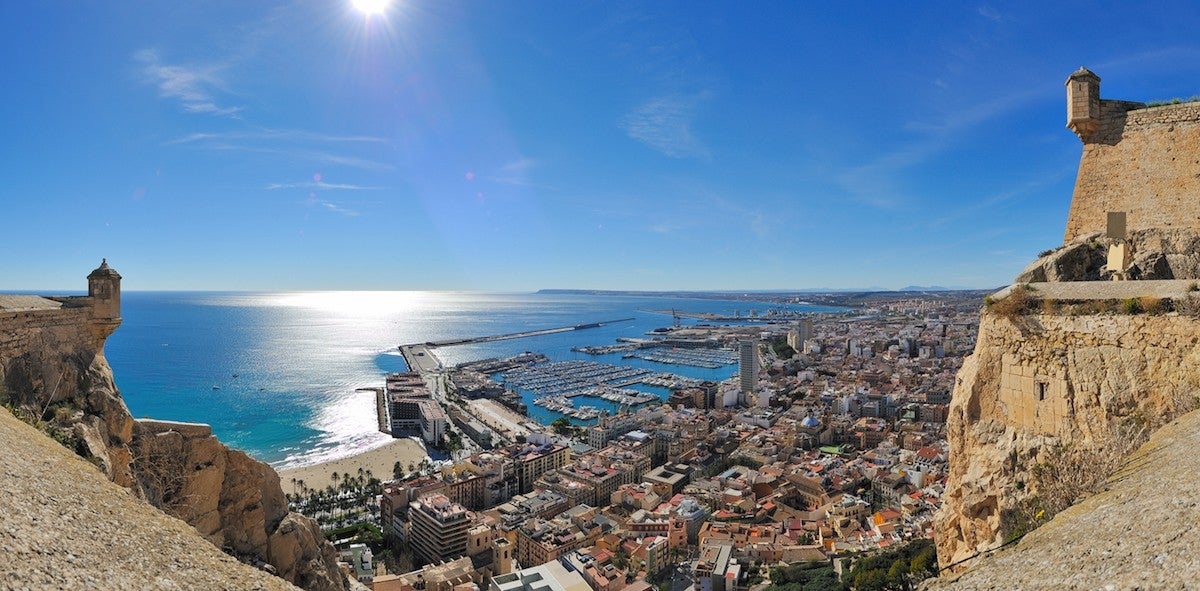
[105,291,840,468]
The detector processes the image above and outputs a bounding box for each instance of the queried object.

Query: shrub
[1139,296,1164,315]
[989,286,1035,318]
[1122,298,1141,315]
[1038,248,1056,258]
[1190,283,1200,293]
[1176,295,1200,317]
[1041,299,1058,315]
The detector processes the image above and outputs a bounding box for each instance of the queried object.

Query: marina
[500,359,680,418]
[625,347,738,369]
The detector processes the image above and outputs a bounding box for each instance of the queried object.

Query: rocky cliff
[933,310,1200,569]
[0,293,348,591]
[0,402,300,590]
[926,407,1200,589]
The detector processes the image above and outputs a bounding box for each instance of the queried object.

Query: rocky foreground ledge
[925,407,1200,589]
[0,405,299,591]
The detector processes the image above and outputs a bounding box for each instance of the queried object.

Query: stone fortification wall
[1064,99,1200,242]
[933,311,1200,570]
[0,301,139,487]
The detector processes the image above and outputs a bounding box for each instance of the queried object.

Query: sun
[351,0,390,16]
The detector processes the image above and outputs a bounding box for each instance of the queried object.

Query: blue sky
[5,1,1200,291]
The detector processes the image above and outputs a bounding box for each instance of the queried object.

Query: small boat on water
[211,385,220,390]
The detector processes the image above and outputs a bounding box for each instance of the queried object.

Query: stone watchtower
[1066,67,1101,141]
[87,259,122,333]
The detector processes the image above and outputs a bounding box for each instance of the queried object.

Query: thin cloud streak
[166,129,389,146]
[207,143,395,171]
[320,201,359,216]
[836,86,1049,209]
[620,94,711,160]
[266,181,379,191]
[134,49,240,117]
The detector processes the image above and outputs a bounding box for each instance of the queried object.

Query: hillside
[926,407,1200,589]
[0,404,300,590]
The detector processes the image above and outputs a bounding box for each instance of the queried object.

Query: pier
[419,317,635,348]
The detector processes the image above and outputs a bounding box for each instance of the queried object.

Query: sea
[104,291,842,470]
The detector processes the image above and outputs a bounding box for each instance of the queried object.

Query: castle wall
[1064,100,1200,242]
[0,301,108,406]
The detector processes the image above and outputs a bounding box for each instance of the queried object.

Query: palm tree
[393,461,403,481]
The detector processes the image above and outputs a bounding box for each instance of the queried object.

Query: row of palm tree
[287,467,383,529]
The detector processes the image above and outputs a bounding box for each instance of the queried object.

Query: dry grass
[1175,295,1200,317]
[987,286,1036,318]
[1139,296,1164,315]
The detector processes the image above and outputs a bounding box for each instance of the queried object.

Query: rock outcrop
[134,419,347,591]
[926,408,1200,589]
[0,403,299,590]
[933,311,1200,569]
[0,284,348,591]
[1016,228,1200,283]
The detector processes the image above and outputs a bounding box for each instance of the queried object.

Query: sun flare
[350,0,390,16]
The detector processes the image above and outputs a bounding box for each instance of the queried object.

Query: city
[292,291,983,590]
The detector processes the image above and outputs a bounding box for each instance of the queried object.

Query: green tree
[550,417,572,435]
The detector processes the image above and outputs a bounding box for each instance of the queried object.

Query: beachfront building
[386,372,449,444]
[381,476,448,542]
[409,493,473,566]
[420,399,447,444]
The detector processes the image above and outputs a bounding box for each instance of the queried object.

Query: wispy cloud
[134,49,240,117]
[836,86,1047,208]
[620,94,710,160]
[929,165,1075,228]
[488,157,545,187]
[166,129,388,146]
[206,143,395,171]
[320,201,359,216]
[304,195,360,217]
[977,5,1003,23]
[267,181,378,191]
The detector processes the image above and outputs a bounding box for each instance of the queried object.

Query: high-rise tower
[739,339,759,396]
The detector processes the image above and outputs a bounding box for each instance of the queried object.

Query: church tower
[1066,67,1101,141]
[87,259,122,324]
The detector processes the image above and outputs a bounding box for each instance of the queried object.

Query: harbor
[388,312,747,432]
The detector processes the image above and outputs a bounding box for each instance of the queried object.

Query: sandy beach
[277,438,429,493]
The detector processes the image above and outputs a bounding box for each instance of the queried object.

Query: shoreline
[277,437,429,493]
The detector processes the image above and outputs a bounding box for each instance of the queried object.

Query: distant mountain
[897,285,974,292]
